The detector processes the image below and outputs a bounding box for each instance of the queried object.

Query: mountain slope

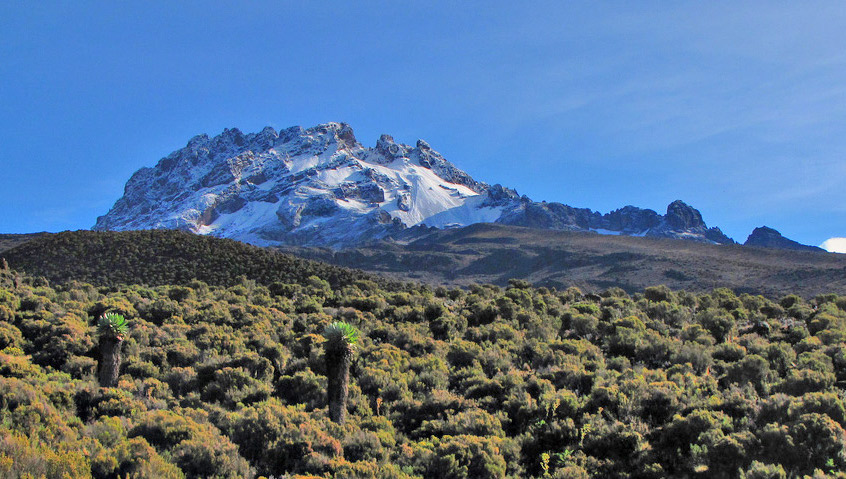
[93,123,497,247]
[0,233,49,254]
[94,122,773,248]
[2,229,401,290]
[6,228,842,298]
[279,223,846,298]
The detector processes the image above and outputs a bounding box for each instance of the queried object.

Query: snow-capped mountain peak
[94,123,500,247]
[95,122,753,248]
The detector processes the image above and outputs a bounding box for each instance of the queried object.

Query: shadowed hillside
[0,233,49,253]
[279,223,846,298]
[1,230,402,290]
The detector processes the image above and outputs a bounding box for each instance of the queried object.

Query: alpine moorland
[1,230,846,478]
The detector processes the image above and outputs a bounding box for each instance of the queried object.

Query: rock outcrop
[744,226,824,252]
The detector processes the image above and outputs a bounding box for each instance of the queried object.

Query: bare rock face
[665,200,705,230]
[636,200,736,245]
[744,226,824,252]
[497,198,736,245]
[396,193,411,212]
[602,206,661,234]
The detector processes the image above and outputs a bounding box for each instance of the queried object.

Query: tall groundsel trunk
[98,336,123,387]
[323,321,360,424]
[326,345,352,424]
[97,313,129,388]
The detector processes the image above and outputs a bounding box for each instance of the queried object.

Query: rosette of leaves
[98,312,128,341]
[97,313,129,387]
[323,321,360,424]
[323,321,360,352]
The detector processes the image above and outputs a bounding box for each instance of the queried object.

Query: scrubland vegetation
[2,231,846,478]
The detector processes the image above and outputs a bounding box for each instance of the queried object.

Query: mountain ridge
[94,122,817,250]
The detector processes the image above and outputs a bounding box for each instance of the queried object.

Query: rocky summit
[95,122,808,249]
[744,226,825,252]
[94,123,500,247]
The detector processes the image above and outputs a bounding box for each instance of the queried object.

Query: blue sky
[1,2,845,249]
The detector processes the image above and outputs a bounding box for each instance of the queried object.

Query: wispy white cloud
[821,237,846,253]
